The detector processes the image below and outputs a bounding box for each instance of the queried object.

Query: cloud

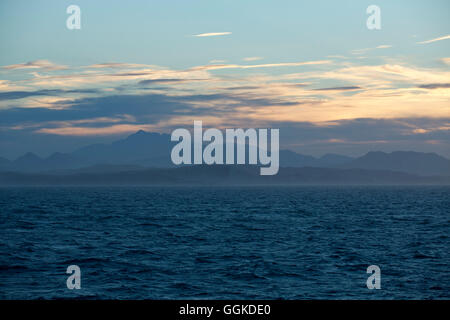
[0,89,98,101]
[351,45,392,55]
[191,60,332,71]
[288,64,450,87]
[193,32,231,37]
[1,59,449,147]
[350,48,371,55]
[313,86,362,91]
[24,65,210,89]
[439,57,450,66]
[36,124,157,136]
[138,78,205,85]
[0,80,27,92]
[417,34,450,44]
[243,57,263,61]
[417,83,450,89]
[1,59,329,98]
[2,60,67,71]
[10,115,136,131]
[376,45,392,49]
[327,55,347,59]
[209,59,226,64]
[86,62,148,69]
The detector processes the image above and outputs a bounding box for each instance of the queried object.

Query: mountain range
[0,130,449,179]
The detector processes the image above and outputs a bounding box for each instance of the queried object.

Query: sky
[0,0,449,159]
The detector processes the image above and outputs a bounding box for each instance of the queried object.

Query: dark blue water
[0,186,449,299]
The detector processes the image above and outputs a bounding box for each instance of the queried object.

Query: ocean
[0,186,448,299]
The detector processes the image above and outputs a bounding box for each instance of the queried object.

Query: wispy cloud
[0,89,98,101]
[417,34,450,44]
[191,60,332,71]
[0,80,27,92]
[36,124,157,136]
[313,86,362,91]
[2,60,67,71]
[439,57,450,66]
[327,55,347,59]
[351,45,392,55]
[243,57,263,62]
[376,45,392,49]
[193,32,231,37]
[209,59,226,64]
[417,83,450,89]
[139,78,207,85]
[86,62,148,69]
[350,48,371,55]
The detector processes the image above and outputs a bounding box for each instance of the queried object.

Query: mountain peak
[16,152,41,161]
[13,152,43,167]
[122,130,166,143]
[124,130,155,140]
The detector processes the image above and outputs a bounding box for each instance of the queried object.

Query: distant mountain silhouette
[0,131,174,172]
[72,130,173,166]
[13,152,45,170]
[2,152,83,172]
[0,130,449,177]
[340,151,450,176]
